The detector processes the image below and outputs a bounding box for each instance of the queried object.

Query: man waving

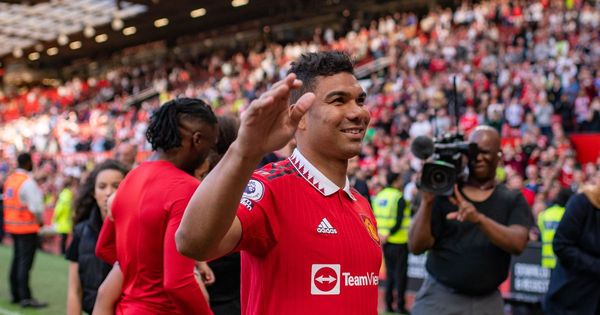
[177,51,381,315]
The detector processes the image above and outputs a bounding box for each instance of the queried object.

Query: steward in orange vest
[3,170,41,234]
[3,153,48,308]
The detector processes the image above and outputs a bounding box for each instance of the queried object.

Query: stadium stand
[0,0,598,312]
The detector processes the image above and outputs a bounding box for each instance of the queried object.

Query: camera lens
[421,161,456,195]
[431,170,449,189]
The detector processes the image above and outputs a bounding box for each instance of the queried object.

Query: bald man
[408,126,532,315]
[114,142,138,170]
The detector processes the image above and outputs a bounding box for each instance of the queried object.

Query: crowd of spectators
[0,0,599,241]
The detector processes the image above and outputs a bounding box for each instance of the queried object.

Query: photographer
[408,126,532,315]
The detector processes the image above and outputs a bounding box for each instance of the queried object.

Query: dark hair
[61,176,77,191]
[215,115,240,155]
[73,160,128,225]
[145,98,217,152]
[287,51,354,104]
[554,188,574,207]
[386,172,401,187]
[17,153,32,169]
[200,115,241,174]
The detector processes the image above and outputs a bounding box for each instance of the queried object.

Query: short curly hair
[287,51,354,104]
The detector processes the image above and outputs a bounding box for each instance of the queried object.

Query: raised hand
[447,185,483,224]
[235,73,315,158]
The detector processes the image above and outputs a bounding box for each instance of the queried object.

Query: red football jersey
[235,149,382,315]
[96,161,212,315]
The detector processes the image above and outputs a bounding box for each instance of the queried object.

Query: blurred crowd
[0,0,599,241]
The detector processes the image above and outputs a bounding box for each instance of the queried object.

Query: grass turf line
[0,245,67,315]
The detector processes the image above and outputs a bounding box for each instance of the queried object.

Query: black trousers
[59,233,68,255]
[211,299,241,315]
[9,233,39,302]
[384,242,409,311]
[0,207,4,242]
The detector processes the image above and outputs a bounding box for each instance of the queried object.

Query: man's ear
[192,131,203,147]
[293,105,308,130]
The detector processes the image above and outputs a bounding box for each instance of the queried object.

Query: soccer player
[95,98,217,315]
[177,51,382,315]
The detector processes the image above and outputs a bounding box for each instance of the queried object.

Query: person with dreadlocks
[95,98,217,315]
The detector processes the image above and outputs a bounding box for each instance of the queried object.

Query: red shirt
[235,149,382,315]
[96,161,212,315]
[460,112,478,134]
[521,188,536,207]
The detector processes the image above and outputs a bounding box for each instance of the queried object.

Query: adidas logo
[317,218,338,234]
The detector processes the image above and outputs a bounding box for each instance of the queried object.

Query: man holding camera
[408,126,532,315]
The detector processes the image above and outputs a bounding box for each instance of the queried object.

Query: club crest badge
[361,214,380,245]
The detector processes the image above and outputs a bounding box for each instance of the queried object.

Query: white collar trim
[288,149,356,200]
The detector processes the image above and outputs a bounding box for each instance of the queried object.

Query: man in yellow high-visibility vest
[538,188,573,270]
[373,172,411,314]
[51,176,76,254]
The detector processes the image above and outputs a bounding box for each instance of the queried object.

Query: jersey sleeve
[163,180,212,314]
[356,191,378,223]
[96,217,117,265]
[234,176,279,257]
[96,190,121,265]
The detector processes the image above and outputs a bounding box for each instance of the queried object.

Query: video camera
[409,76,479,196]
[410,133,479,196]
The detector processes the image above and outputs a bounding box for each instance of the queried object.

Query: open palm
[236,73,315,158]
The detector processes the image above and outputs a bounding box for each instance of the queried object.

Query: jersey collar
[288,149,356,201]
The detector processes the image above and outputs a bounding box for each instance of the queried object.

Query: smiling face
[298,72,370,161]
[468,127,501,182]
